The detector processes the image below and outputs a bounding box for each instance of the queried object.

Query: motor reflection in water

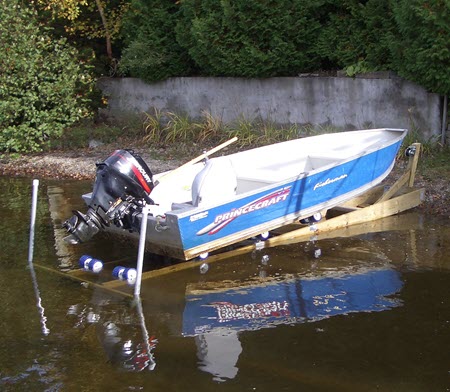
[66,298,157,372]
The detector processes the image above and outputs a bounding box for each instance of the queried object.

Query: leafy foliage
[34,0,130,61]
[119,0,194,82]
[388,0,450,95]
[176,0,323,77]
[316,0,393,73]
[0,0,95,152]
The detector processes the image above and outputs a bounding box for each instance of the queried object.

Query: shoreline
[0,146,449,219]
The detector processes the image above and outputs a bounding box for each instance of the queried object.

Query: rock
[89,139,104,149]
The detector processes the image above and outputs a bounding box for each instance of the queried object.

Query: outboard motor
[63,149,154,244]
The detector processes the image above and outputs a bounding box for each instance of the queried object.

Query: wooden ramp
[39,143,425,296]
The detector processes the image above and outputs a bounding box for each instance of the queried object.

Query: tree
[389,0,450,95]
[34,0,129,61]
[176,0,324,77]
[119,0,194,82]
[316,0,394,75]
[0,0,95,152]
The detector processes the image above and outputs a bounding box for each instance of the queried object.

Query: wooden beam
[273,207,424,247]
[408,143,421,187]
[104,187,424,288]
[375,172,409,203]
[33,262,133,299]
[376,143,421,203]
[267,188,424,247]
[103,243,256,289]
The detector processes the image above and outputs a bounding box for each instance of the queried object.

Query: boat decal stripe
[196,187,291,236]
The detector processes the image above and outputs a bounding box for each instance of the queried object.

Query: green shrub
[176,0,323,77]
[119,0,194,82]
[389,0,450,95]
[0,0,95,152]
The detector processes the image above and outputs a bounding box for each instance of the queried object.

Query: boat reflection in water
[65,259,403,377]
[183,266,403,382]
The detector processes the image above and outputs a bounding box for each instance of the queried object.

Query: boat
[63,128,408,260]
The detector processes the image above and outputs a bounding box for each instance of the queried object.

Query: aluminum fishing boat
[64,128,407,260]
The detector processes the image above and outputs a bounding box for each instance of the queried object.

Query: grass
[141,110,319,149]
[43,111,449,179]
[397,126,450,179]
[418,147,450,181]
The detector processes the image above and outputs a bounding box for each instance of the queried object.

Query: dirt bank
[0,143,449,218]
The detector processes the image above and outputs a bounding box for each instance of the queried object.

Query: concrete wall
[98,75,442,139]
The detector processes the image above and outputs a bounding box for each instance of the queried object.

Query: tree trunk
[95,0,113,60]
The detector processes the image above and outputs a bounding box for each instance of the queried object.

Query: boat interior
[150,153,345,215]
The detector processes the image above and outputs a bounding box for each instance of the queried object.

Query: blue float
[112,266,137,284]
[79,255,103,273]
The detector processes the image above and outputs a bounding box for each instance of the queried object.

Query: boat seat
[191,158,237,207]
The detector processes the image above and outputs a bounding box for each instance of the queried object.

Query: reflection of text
[312,291,347,313]
[211,301,290,323]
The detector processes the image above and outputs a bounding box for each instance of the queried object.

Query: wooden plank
[33,262,134,299]
[408,143,421,187]
[104,188,424,288]
[267,188,424,247]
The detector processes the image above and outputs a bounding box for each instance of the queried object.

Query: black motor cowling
[63,149,154,244]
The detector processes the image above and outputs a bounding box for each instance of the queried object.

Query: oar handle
[155,136,238,185]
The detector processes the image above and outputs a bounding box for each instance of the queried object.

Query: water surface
[0,177,449,391]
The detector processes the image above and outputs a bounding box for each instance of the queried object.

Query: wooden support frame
[103,186,424,289]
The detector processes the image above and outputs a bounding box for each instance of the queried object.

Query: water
[0,176,449,391]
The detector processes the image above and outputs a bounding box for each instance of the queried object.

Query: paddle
[153,136,238,186]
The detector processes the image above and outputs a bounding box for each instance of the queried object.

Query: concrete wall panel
[98,76,442,139]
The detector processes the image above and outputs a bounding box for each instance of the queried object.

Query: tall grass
[401,127,442,157]
[141,110,338,149]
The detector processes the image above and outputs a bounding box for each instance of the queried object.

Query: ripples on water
[0,177,449,391]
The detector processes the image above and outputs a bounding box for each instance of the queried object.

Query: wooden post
[376,143,421,204]
[408,143,421,188]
